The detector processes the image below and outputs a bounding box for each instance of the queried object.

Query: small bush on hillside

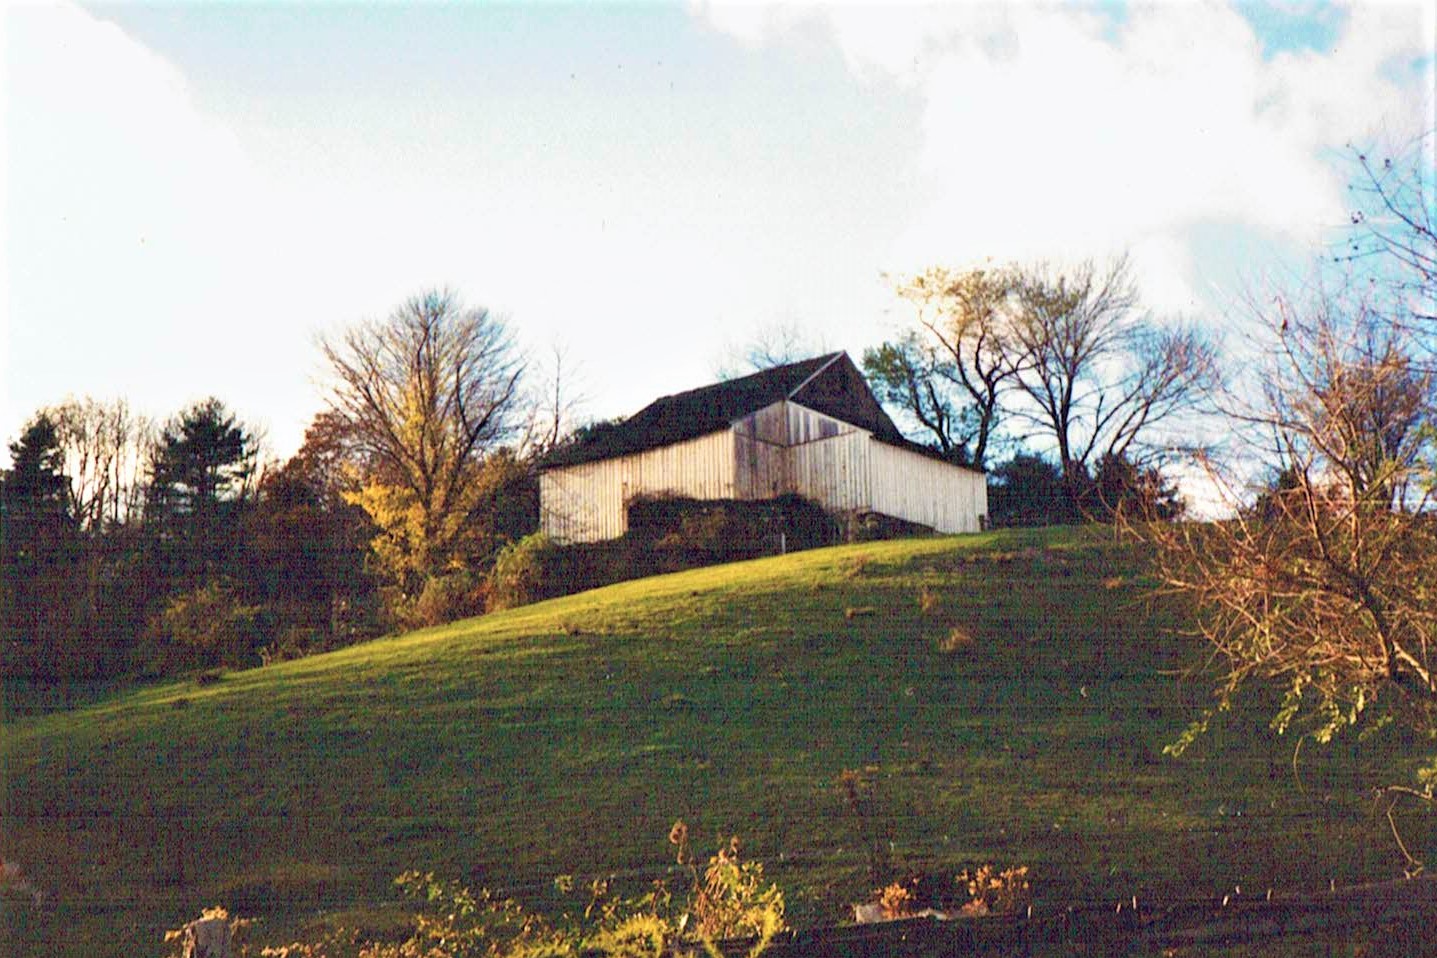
[668,821,786,942]
[957,865,1031,917]
[836,768,892,881]
[486,533,556,612]
[258,626,326,666]
[153,581,271,669]
[405,570,487,628]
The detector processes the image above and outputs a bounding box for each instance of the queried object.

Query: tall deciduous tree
[861,335,964,461]
[1006,256,1216,494]
[243,411,378,646]
[48,396,153,530]
[886,265,1022,469]
[47,398,154,655]
[322,290,525,598]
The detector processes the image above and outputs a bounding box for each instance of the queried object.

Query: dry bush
[855,865,1032,922]
[877,882,914,919]
[939,625,975,653]
[957,865,1031,917]
[1134,205,1437,869]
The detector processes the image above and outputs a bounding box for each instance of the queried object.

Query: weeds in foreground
[173,828,785,958]
[864,866,1032,921]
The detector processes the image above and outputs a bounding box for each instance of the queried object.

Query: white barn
[538,352,987,544]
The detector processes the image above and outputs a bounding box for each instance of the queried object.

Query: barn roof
[542,352,937,470]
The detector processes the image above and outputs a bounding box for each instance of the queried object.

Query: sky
[3,0,1434,466]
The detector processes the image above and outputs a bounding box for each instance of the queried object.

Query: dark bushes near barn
[627,493,839,558]
[491,495,851,609]
[986,452,1183,527]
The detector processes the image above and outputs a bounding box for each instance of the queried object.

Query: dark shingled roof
[541,352,944,470]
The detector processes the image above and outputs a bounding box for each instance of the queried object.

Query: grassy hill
[1,527,1424,956]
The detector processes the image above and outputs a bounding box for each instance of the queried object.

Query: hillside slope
[0,528,1417,955]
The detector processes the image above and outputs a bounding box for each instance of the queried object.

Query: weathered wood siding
[540,429,735,543]
[733,402,791,500]
[541,400,988,543]
[786,403,872,512]
[867,441,988,533]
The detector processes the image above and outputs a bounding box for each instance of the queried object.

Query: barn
[537,352,987,543]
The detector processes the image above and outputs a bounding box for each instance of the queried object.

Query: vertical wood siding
[541,401,989,543]
[867,441,988,533]
[787,401,872,513]
[733,401,791,500]
[539,429,736,543]
[790,430,871,512]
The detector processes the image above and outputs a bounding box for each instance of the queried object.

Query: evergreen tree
[1,415,82,673]
[145,398,258,585]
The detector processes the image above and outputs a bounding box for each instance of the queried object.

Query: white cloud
[696,0,1434,316]
[4,3,807,453]
[4,2,313,452]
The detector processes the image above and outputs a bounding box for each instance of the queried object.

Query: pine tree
[1,414,81,672]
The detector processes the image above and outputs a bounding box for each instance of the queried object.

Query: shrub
[857,865,1032,921]
[627,494,838,561]
[956,865,1031,917]
[486,533,556,612]
[404,570,487,628]
[258,626,326,666]
[154,581,271,669]
[986,454,1078,527]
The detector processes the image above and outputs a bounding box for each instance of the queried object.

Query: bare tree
[519,342,586,458]
[1006,256,1217,490]
[862,334,963,459]
[321,290,525,592]
[715,318,827,380]
[883,266,1021,469]
[48,397,153,530]
[1342,130,1436,337]
[1142,277,1437,871]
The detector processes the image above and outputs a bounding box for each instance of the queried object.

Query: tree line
[862,254,1210,524]
[1,292,553,679]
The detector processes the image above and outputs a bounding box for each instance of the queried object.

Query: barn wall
[541,401,989,544]
[790,431,872,513]
[539,429,736,543]
[733,402,790,500]
[867,442,988,533]
[783,403,872,513]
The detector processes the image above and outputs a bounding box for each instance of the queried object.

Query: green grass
[1,527,1428,956]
